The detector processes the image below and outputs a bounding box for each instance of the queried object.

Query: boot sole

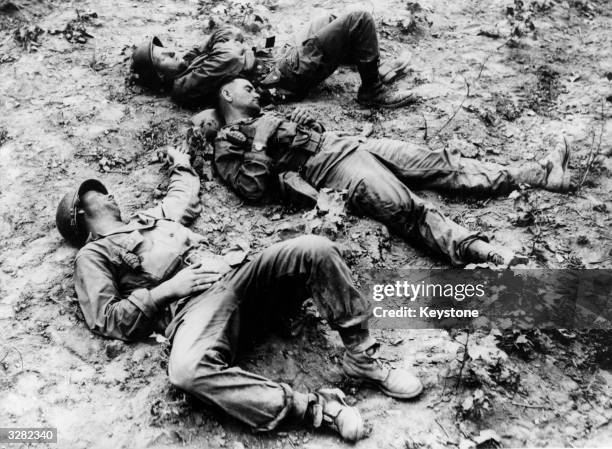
[356,94,418,109]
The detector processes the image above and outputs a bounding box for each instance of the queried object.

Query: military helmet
[131,36,164,90]
[56,179,108,247]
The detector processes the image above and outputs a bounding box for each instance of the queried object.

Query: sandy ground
[0,0,611,448]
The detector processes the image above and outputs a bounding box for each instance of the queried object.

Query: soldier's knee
[348,9,374,25]
[168,357,198,392]
[294,235,337,258]
[168,350,226,392]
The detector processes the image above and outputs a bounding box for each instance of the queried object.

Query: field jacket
[74,163,204,341]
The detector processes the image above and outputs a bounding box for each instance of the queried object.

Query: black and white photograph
[0,0,610,447]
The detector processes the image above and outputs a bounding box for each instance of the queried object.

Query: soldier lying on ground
[198,77,571,266]
[54,146,424,443]
[131,10,415,108]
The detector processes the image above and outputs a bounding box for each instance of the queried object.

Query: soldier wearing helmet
[55,147,424,443]
[131,10,415,108]
[209,77,573,266]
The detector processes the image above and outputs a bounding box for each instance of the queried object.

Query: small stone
[105,340,125,359]
[576,235,589,245]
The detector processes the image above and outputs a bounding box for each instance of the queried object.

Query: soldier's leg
[278,11,415,107]
[310,10,380,72]
[293,12,336,45]
[167,238,372,439]
[314,150,488,266]
[225,235,423,399]
[168,285,296,431]
[224,235,372,346]
[361,138,550,195]
[277,10,379,93]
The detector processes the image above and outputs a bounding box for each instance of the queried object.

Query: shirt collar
[85,215,158,242]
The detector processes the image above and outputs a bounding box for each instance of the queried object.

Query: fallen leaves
[197,0,272,34]
[585,194,607,213]
[13,24,43,51]
[48,11,99,44]
[221,240,250,266]
[459,388,492,421]
[301,188,348,238]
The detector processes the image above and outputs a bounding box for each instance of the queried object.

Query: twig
[588,256,612,266]
[421,112,428,140]
[474,54,492,85]
[435,418,451,440]
[47,295,74,314]
[578,132,596,191]
[511,401,553,410]
[496,37,514,50]
[455,330,471,390]
[578,99,605,191]
[430,80,470,141]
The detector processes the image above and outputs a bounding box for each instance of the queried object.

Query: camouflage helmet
[56,179,108,247]
[131,36,165,90]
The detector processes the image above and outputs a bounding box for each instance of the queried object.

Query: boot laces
[364,343,392,370]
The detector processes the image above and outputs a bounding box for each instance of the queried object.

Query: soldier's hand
[253,115,283,149]
[166,145,191,167]
[163,262,224,298]
[290,107,315,126]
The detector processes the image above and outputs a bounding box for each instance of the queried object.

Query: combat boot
[357,60,418,109]
[343,343,423,399]
[356,83,418,109]
[539,139,572,192]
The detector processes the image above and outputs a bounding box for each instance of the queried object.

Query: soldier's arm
[183,26,245,63]
[172,41,250,106]
[145,146,202,226]
[75,248,163,341]
[208,26,245,45]
[278,171,318,208]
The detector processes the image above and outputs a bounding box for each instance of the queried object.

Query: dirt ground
[0,0,611,448]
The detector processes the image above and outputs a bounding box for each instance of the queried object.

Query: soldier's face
[151,45,184,78]
[79,190,122,221]
[227,79,261,115]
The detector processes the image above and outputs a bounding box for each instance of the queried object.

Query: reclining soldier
[202,77,572,266]
[131,10,414,108]
[55,146,424,443]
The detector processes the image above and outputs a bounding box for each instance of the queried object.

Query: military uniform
[73,161,374,430]
[213,113,548,265]
[171,11,380,105]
